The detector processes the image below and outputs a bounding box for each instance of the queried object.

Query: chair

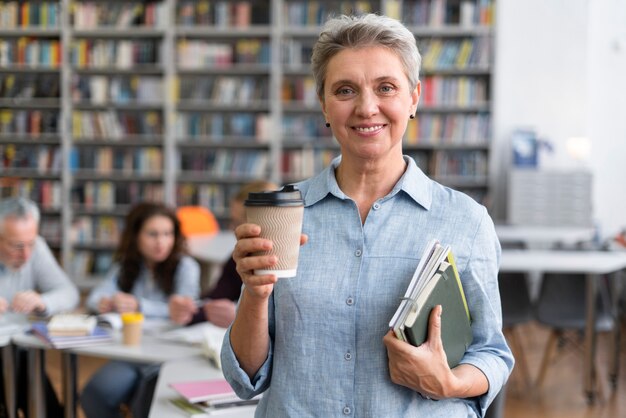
[484,386,506,418]
[176,206,220,291]
[534,272,615,394]
[498,272,534,390]
[176,206,220,238]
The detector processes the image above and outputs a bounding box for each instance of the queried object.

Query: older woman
[222,14,513,417]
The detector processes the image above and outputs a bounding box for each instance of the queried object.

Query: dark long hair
[115,202,185,295]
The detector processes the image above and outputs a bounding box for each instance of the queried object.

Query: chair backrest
[485,386,506,418]
[176,206,220,237]
[498,272,533,328]
[534,273,614,332]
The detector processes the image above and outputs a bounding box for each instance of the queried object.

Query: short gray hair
[311,14,421,99]
[0,197,40,233]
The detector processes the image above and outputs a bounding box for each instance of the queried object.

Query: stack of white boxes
[507,170,593,226]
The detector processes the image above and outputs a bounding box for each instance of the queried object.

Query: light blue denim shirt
[85,255,200,318]
[222,156,513,418]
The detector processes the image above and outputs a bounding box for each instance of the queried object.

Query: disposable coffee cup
[121,312,144,346]
[245,185,304,278]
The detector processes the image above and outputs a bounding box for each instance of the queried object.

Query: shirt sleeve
[458,207,514,416]
[85,265,121,313]
[31,237,79,315]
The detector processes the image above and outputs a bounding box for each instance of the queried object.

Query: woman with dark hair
[81,202,200,418]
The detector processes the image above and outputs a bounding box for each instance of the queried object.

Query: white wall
[492,0,626,239]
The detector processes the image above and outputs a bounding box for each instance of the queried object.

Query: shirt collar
[300,155,432,210]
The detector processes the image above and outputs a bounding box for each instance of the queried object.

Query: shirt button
[343,406,352,415]
[354,249,362,257]
[344,352,352,361]
[346,297,354,306]
[372,202,381,210]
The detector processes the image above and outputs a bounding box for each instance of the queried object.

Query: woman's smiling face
[321,46,420,162]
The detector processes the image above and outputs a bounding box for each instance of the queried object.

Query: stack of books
[389,239,472,368]
[31,314,113,349]
[169,378,259,417]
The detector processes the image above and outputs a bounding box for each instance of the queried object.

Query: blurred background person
[0,197,79,417]
[80,202,200,418]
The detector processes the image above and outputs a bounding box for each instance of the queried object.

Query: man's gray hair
[0,197,40,233]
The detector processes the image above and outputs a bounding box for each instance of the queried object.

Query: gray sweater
[0,236,79,315]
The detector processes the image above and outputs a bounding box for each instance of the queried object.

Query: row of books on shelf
[399,0,494,27]
[177,76,269,105]
[177,183,229,214]
[71,39,162,69]
[39,214,61,242]
[177,0,269,27]
[429,150,488,177]
[72,75,163,105]
[176,113,269,141]
[421,75,487,106]
[0,178,61,209]
[404,113,490,145]
[284,0,373,26]
[281,39,315,67]
[1,143,61,172]
[282,76,317,105]
[419,37,491,71]
[177,39,270,69]
[0,1,59,28]
[0,109,59,135]
[72,181,164,209]
[72,110,163,139]
[0,38,61,68]
[281,149,338,180]
[71,215,123,246]
[70,250,113,276]
[72,1,168,29]
[282,114,332,140]
[0,73,60,99]
[70,147,163,175]
[179,149,269,178]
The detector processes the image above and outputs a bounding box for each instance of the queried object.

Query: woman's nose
[355,91,379,118]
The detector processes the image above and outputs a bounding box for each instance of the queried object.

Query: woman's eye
[335,87,355,96]
[379,85,395,93]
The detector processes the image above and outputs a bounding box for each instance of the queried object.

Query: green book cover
[403,261,473,368]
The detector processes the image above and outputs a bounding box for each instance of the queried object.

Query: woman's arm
[228,223,278,378]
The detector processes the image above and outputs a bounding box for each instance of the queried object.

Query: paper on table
[158,322,227,368]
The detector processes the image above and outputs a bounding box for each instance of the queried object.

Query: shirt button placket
[343,406,352,415]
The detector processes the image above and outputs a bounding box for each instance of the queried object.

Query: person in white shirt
[0,197,79,417]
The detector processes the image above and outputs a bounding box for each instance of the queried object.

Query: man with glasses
[0,197,79,417]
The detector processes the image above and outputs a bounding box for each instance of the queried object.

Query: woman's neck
[335,154,407,223]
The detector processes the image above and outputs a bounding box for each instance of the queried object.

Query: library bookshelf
[0,0,495,285]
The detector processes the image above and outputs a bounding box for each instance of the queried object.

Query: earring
[409,114,415,120]
[325,122,330,128]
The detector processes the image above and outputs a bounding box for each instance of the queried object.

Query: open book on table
[389,239,472,368]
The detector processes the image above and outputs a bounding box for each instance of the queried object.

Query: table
[495,225,595,247]
[187,232,237,264]
[499,249,626,402]
[12,330,204,418]
[149,356,256,418]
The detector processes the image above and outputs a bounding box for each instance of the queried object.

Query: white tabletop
[495,225,595,246]
[149,356,256,418]
[11,330,203,363]
[500,249,626,275]
[187,232,237,264]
